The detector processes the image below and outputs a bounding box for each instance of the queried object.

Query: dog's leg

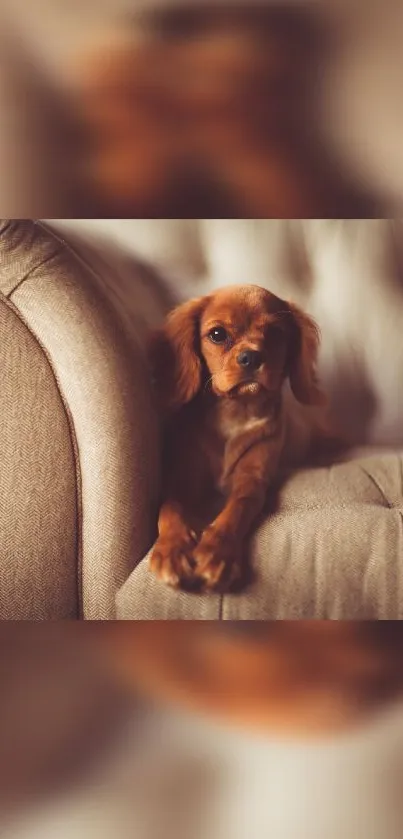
[192,437,281,591]
[150,455,213,589]
[149,499,200,588]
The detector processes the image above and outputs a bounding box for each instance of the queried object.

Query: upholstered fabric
[0,282,78,620]
[0,219,166,619]
[116,452,403,620]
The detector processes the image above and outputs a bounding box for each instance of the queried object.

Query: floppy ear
[286,301,326,405]
[148,296,209,412]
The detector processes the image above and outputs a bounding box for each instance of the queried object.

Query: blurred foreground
[1,0,403,216]
[1,623,403,838]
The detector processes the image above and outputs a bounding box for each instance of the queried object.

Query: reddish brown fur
[149,285,342,592]
[97,622,403,736]
[76,5,374,217]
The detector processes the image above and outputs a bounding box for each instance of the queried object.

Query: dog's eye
[208,327,228,344]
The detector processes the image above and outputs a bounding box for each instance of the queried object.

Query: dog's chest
[219,413,268,442]
[209,405,267,485]
[217,403,268,443]
[199,399,276,490]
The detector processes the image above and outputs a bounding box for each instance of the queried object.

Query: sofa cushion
[116,452,403,620]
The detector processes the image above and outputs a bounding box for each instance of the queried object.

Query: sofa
[0,219,166,619]
[1,217,402,620]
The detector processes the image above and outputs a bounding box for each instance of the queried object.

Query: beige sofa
[0,219,167,619]
[1,218,403,620]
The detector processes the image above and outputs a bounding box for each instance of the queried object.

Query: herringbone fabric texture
[118,453,403,619]
[0,219,164,619]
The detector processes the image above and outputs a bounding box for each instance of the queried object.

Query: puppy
[149,285,342,592]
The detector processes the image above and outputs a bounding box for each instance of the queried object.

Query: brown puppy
[76,4,374,217]
[149,285,342,592]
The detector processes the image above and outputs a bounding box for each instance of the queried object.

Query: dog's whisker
[204,359,228,395]
[203,375,214,394]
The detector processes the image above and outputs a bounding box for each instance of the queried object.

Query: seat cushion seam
[7,249,62,298]
[358,464,393,508]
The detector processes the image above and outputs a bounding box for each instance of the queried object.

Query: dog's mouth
[212,380,262,398]
[233,381,262,396]
[209,371,278,399]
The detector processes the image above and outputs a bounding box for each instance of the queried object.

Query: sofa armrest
[0,219,164,619]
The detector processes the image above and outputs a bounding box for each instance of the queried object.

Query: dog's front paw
[192,528,243,592]
[150,530,198,588]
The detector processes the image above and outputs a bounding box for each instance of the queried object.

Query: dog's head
[149,285,325,412]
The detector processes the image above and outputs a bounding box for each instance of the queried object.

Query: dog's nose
[237,349,263,371]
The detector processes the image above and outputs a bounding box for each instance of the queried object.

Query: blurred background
[1,0,403,216]
[2,623,403,839]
